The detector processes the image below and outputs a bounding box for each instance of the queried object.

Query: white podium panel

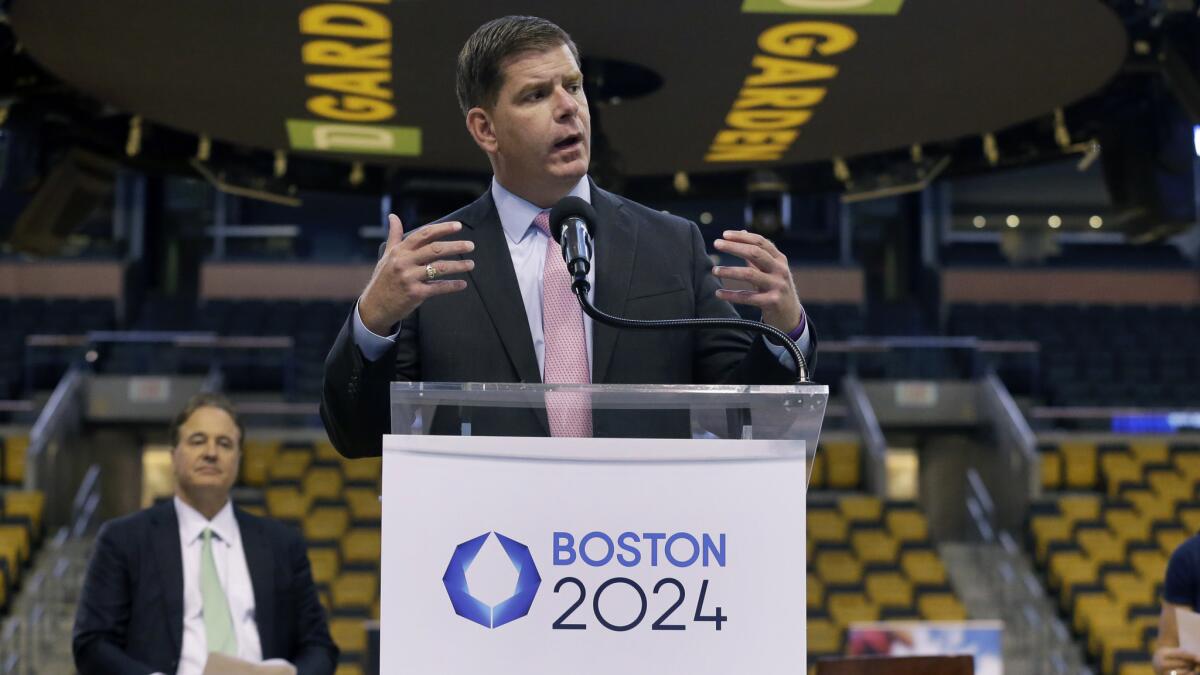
[380,434,808,674]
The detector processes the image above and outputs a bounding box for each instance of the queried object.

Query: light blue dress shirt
[352,176,809,375]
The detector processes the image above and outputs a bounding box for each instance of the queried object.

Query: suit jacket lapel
[236,509,276,658]
[590,183,636,384]
[461,192,544,386]
[459,191,551,434]
[151,501,184,658]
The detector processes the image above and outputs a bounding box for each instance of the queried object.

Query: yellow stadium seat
[838,495,882,525]
[1060,441,1098,490]
[1078,529,1124,565]
[1041,450,1063,491]
[1106,510,1152,544]
[0,537,20,584]
[808,573,823,611]
[341,528,382,566]
[303,466,344,503]
[1072,591,1115,634]
[318,589,331,611]
[265,487,311,521]
[332,572,378,611]
[0,524,31,563]
[1058,494,1102,523]
[886,510,929,544]
[3,435,28,485]
[900,549,947,586]
[1130,439,1169,465]
[1157,527,1189,558]
[1174,453,1200,483]
[828,592,879,627]
[1105,573,1156,614]
[1119,663,1156,675]
[866,572,914,610]
[1179,506,1200,535]
[1148,471,1190,502]
[240,439,279,486]
[815,549,863,585]
[1125,489,1173,523]
[917,593,965,621]
[240,504,266,517]
[808,509,847,543]
[315,439,341,463]
[1101,453,1141,498]
[342,457,382,484]
[308,546,340,586]
[334,664,364,675]
[1087,618,1134,657]
[824,441,861,489]
[329,616,367,653]
[809,450,825,489]
[1130,549,1167,583]
[269,450,312,482]
[4,490,45,534]
[1031,515,1073,564]
[807,617,842,655]
[304,506,350,543]
[1103,632,1144,675]
[372,598,380,621]
[851,529,899,565]
[1047,550,1097,592]
[344,488,382,522]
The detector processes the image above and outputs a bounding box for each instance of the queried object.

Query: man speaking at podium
[322,15,817,457]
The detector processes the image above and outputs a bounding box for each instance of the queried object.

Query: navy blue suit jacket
[72,500,338,675]
[321,181,818,456]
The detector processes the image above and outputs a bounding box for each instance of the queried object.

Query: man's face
[172,406,240,498]
[476,44,591,203]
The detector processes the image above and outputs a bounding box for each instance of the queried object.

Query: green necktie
[200,528,238,656]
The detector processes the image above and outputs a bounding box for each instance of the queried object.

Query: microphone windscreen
[548,196,598,243]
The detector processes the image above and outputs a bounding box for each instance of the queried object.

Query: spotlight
[972,216,986,229]
[1089,216,1104,229]
[1006,215,1020,228]
[1048,215,1062,229]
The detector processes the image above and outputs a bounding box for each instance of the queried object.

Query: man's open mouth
[554,134,582,150]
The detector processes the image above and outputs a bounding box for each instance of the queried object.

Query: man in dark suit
[322,15,817,457]
[73,393,337,675]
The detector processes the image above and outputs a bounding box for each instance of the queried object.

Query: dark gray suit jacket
[321,181,817,457]
[72,500,338,675]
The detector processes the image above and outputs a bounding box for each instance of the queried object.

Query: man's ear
[465,107,498,154]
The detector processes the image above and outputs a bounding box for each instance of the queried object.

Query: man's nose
[555,87,579,119]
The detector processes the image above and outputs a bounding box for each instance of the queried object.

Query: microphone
[548,196,596,287]
[546,196,810,383]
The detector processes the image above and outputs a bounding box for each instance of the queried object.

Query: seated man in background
[1155,534,1200,674]
[73,393,337,675]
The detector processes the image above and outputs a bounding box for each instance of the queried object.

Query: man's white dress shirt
[174,496,262,675]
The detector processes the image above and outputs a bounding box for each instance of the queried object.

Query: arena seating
[949,304,1200,406]
[807,495,965,668]
[0,299,115,397]
[240,437,379,675]
[1030,436,1200,675]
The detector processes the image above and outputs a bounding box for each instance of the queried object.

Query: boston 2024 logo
[442,532,542,629]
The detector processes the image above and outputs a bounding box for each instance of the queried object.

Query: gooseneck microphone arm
[547,194,810,384]
[570,278,810,384]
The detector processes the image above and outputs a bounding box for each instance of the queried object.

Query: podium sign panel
[381,434,809,674]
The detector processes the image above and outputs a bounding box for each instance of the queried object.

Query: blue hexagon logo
[442,532,541,628]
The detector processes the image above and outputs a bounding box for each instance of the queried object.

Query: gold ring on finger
[425,263,439,281]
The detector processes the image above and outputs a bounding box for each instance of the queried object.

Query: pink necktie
[534,210,592,437]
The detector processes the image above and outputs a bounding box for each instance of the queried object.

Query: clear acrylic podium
[380,381,828,675]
